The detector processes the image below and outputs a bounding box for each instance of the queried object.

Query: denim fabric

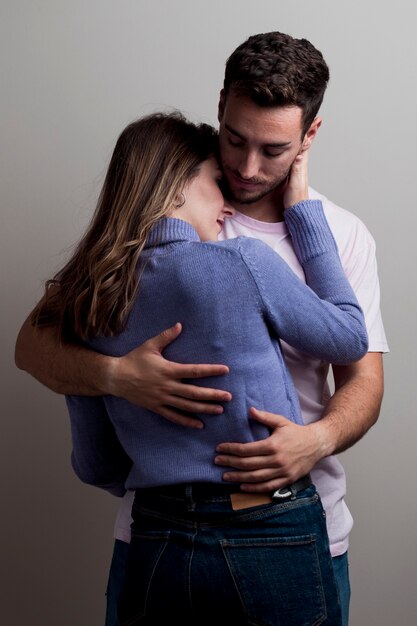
[116,484,341,626]
[104,537,350,626]
[105,539,129,626]
[332,552,350,626]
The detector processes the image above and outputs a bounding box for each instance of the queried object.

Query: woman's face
[174,157,234,241]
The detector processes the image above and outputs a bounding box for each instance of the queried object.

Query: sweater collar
[145,218,201,248]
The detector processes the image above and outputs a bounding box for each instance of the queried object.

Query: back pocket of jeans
[221,534,327,626]
[117,531,170,626]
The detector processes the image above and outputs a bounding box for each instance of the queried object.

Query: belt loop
[185,484,195,512]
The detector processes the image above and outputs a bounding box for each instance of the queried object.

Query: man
[15,32,388,626]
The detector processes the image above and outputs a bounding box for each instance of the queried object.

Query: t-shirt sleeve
[66,395,131,496]
[342,233,389,353]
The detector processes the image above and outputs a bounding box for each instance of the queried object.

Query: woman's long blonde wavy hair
[32,112,218,340]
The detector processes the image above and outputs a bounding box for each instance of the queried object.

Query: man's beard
[223,169,289,205]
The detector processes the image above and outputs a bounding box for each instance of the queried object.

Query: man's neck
[231,188,285,223]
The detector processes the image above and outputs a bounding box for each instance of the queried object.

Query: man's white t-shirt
[113,187,389,557]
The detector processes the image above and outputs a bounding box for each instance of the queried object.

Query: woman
[33,112,367,625]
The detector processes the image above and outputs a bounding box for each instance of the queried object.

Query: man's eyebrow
[224,123,292,148]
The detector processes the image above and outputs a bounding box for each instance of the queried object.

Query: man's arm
[319,352,383,454]
[214,352,383,492]
[15,315,232,429]
[15,315,110,396]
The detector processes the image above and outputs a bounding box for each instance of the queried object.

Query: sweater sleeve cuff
[284,200,338,263]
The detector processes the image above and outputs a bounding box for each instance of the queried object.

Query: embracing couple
[16,31,388,626]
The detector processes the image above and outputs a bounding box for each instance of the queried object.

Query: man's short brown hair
[223,32,330,135]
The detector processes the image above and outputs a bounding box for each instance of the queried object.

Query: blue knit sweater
[67,200,368,494]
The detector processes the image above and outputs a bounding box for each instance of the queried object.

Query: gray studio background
[1,1,416,624]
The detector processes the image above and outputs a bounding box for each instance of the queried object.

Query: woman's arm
[67,395,132,496]
[238,204,369,364]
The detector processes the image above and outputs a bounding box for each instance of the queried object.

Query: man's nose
[237,151,259,179]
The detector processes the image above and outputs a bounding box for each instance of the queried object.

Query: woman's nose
[223,201,235,217]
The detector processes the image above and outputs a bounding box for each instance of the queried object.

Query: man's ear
[301,116,322,152]
[218,90,226,123]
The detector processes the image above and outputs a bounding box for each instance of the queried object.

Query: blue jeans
[106,504,351,626]
[105,539,130,626]
[106,551,350,626]
[110,483,341,625]
[332,552,351,626]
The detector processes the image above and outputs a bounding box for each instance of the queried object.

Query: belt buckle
[272,486,295,501]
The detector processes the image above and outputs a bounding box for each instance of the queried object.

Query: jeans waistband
[135,475,312,502]
[136,482,242,501]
